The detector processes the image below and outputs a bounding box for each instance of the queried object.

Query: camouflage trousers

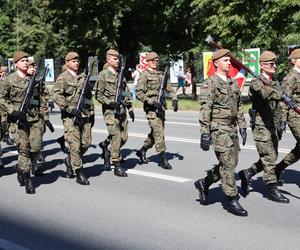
[209,126,240,197]
[29,118,45,153]
[104,111,128,162]
[63,117,92,170]
[250,124,278,184]
[9,123,32,173]
[143,111,166,153]
[282,117,300,166]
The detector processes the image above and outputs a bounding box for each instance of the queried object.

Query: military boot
[31,153,45,177]
[113,161,127,177]
[159,152,172,170]
[267,183,289,203]
[75,168,90,185]
[64,157,75,178]
[37,151,45,163]
[14,164,25,186]
[275,160,288,186]
[99,140,109,159]
[194,169,215,205]
[227,196,248,217]
[136,147,149,164]
[103,149,111,171]
[24,172,35,194]
[57,136,68,153]
[238,168,255,196]
[0,158,4,169]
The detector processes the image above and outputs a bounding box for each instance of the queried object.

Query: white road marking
[127,169,192,182]
[0,239,29,250]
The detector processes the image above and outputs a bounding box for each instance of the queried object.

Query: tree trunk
[188,51,197,100]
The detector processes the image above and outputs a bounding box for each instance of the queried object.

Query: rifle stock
[156,66,169,117]
[114,55,126,118]
[205,35,300,115]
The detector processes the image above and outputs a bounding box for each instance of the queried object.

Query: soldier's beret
[0,66,7,73]
[28,59,35,66]
[146,52,159,61]
[65,52,79,61]
[13,51,28,63]
[212,49,230,61]
[106,49,119,57]
[259,51,277,62]
[289,48,300,59]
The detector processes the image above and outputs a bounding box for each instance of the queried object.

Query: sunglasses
[262,62,276,67]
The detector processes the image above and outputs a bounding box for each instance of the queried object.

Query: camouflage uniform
[199,74,246,197]
[0,72,47,173]
[136,68,177,153]
[94,67,132,162]
[279,69,300,166]
[247,75,284,184]
[53,69,94,171]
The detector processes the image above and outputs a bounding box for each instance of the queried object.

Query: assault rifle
[114,55,126,118]
[73,61,96,126]
[16,61,43,128]
[156,65,169,117]
[205,35,300,115]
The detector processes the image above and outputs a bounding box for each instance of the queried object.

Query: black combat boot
[238,168,255,196]
[64,157,75,178]
[31,153,45,177]
[99,140,109,159]
[37,151,45,163]
[267,183,289,203]
[103,149,111,171]
[113,161,127,177]
[0,158,4,169]
[194,168,215,205]
[14,164,25,186]
[159,152,172,170]
[227,196,248,216]
[24,172,35,194]
[75,168,90,185]
[136,147,149,164]
[275,161,288,186]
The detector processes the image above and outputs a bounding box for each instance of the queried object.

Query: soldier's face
[107,55,119,70]
[148,58,159,70]
[215,56,231,72]
[27,65,36,76]
[66,59,79,72]
[15,57,29,73]
[261,61,276,75]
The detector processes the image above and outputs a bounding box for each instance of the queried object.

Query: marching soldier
[238,51,296,203]
[0,52,36,194]
[135,52,178,169]
[194,49,248,216]
[0,66,8,168]
[53,52,94,185]
[275,49,300,184]
[94,49,134,177]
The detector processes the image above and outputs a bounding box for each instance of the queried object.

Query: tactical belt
[211,117,237,125]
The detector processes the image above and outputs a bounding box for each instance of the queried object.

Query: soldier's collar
[261,72,272,81]
[108,66,117,75]
[215,73,227,82]
[16,69,27,78]
[147,67,156,73]
[67,68,78,77]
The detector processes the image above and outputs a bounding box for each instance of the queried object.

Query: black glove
[10,111,27,123]
[172,99,178,112]
[277,120,287,140]
[200,133,211,151]
[152,101,161,110]
[129,111,135,122]
[282,94,297,109]
[70,108,81,119]
[45,120,55,133]
[108,102,118,110]
[239,128,247,146]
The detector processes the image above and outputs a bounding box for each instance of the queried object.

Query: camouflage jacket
[94,67,132,114]
[136,68,177,111]
[199,74,246,134]
[282,68,300,121]
[0,71,48,122]
[249,74,284,129]
[53,69,94,118]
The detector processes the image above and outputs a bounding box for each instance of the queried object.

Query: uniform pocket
[211,129,234,152]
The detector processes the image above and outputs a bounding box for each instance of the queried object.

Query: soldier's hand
[281,94,297,109]
[70,108,81,119]
[108,102,118,110]
[10,111,27,123]
[172,99,178,112]
[45,120,55,133]
[277,121,287,140]
[129,111,135,122]
[200,133,211,151]
[239,128,247,146]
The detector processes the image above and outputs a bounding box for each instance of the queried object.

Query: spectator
[131,64,142,100]
[175,66,186,96]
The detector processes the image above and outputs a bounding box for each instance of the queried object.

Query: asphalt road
[0,107,299,250]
